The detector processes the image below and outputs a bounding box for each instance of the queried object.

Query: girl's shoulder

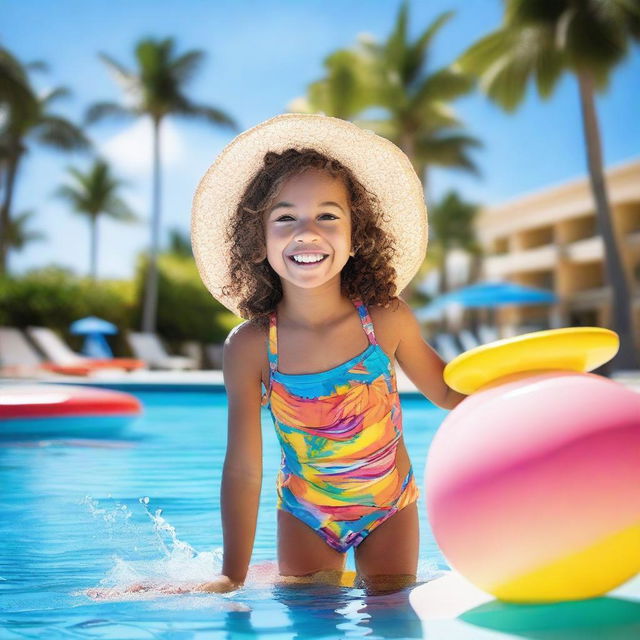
[366,296,406,355]
[366,296,405,326]
[223,318,269,383]
[226,316,268,339]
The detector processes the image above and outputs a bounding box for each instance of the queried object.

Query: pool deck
[0,366,427,395]
[2,367,639,396]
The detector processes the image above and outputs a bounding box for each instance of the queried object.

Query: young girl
[187,114,466,596]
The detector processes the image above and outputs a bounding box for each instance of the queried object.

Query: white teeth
[291,254,326,263]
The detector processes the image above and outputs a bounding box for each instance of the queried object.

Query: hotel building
[474,157,640,346]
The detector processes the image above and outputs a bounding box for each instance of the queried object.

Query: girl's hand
[194,575,243,593]
[86,576,242,599]
[86,581,192,597]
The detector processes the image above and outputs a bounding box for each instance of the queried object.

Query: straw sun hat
[191,112,428,318]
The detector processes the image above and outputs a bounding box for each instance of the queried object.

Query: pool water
[0,388,450,639]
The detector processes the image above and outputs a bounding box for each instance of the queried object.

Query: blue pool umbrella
[415,281,557,322]
[69,316,118,358]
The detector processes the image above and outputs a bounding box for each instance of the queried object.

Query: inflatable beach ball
[425,328,640,603]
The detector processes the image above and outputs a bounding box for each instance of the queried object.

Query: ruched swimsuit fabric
[260,297,419,553]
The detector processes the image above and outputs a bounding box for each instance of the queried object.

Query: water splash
[79,494,444,602]
[80,495,227,600]
[81,494,133,538]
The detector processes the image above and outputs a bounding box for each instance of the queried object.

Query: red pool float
[0,383,142,438]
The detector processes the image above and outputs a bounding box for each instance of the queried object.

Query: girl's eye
[275,214,337,221]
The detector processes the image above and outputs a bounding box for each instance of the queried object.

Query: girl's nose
[292,217,321,240]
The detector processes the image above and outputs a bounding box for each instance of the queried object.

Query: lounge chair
[432,333,464,363]
[126,332,197,370]
[0,327,105,377]
[26,326,146,372]
[181,340,203,369]
[205,343,224,369]
[458,329,481,351]
[478,325,499,344]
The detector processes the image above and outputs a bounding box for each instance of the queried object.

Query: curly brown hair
[221,147,399,329]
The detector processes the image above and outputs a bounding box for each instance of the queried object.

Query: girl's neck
[277,280,354,331]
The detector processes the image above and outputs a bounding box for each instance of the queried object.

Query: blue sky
[3,0,639,279]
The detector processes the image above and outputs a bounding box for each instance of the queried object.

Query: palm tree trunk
[422,164,434,217]
[0,152,20,277]
[577,71,638,370]
[438,248,449,295]
[142,116,163,333]
[90,215,98,281]
[399,147,428,305]
[467,251,483,285]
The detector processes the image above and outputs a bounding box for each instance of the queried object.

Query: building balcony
[563,236,604,262]
[484,244,559,278]
[564,286,611,310]
[626,229,640,248]
[483,231,640,279]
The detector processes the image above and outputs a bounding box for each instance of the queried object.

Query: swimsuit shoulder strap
[351,297,378,346]
[266,310,278,374]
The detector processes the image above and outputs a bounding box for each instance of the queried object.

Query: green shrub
[0,258,241,357]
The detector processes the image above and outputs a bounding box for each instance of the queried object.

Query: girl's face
[263,169,352,290]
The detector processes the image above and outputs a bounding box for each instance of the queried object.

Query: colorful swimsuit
[260,296,419,553]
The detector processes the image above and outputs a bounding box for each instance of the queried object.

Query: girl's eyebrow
[270,201,345,214]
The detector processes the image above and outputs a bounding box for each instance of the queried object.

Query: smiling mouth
[287,254,329,266]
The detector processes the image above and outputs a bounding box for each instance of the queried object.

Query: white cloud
[99,118,186,177]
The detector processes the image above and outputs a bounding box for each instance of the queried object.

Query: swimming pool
[3,384,640,639]
[0,388,451,639]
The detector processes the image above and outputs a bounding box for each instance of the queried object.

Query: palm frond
[23,60,49,74]
[416,133,482,175]
[98,51,134,84]
[39,86,72,108]
[409,10,456,81]
[52,183,85,211]
[32,115,91,151]
[173,102,239,131]
[411,66,475,110]
[0,48,39,123]
[385,0,409,75]
[5,209,47,250]
[84,101,135,126]
[170,50,206,85]
[104,195,139,223]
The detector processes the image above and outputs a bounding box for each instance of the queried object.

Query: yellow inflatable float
[443,326,619,394]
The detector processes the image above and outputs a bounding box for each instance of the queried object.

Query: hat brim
[191,112,428,318]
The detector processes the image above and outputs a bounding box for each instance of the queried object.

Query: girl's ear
[252,246,267,264]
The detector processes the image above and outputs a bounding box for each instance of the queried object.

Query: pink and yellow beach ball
[425,328,640,603]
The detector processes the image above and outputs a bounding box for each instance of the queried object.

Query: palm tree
[167,226,192,258]
[0,47,40,139]
[294,4,482,191]
[85,37,241,333]
[457,0,640,370]
[291,2,482,304]
[350,3,481,196]
[289,45,380,120]
[429,190,481,295]
[0,48,90,276]
[53,158,138,280]
[3,209,47,272]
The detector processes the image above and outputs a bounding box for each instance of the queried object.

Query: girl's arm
[393,299,467,410]
[91,337,264,599]
[215,322,264,587]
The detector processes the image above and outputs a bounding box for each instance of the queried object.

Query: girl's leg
[353,500,419,594]
[277,508,347,579]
